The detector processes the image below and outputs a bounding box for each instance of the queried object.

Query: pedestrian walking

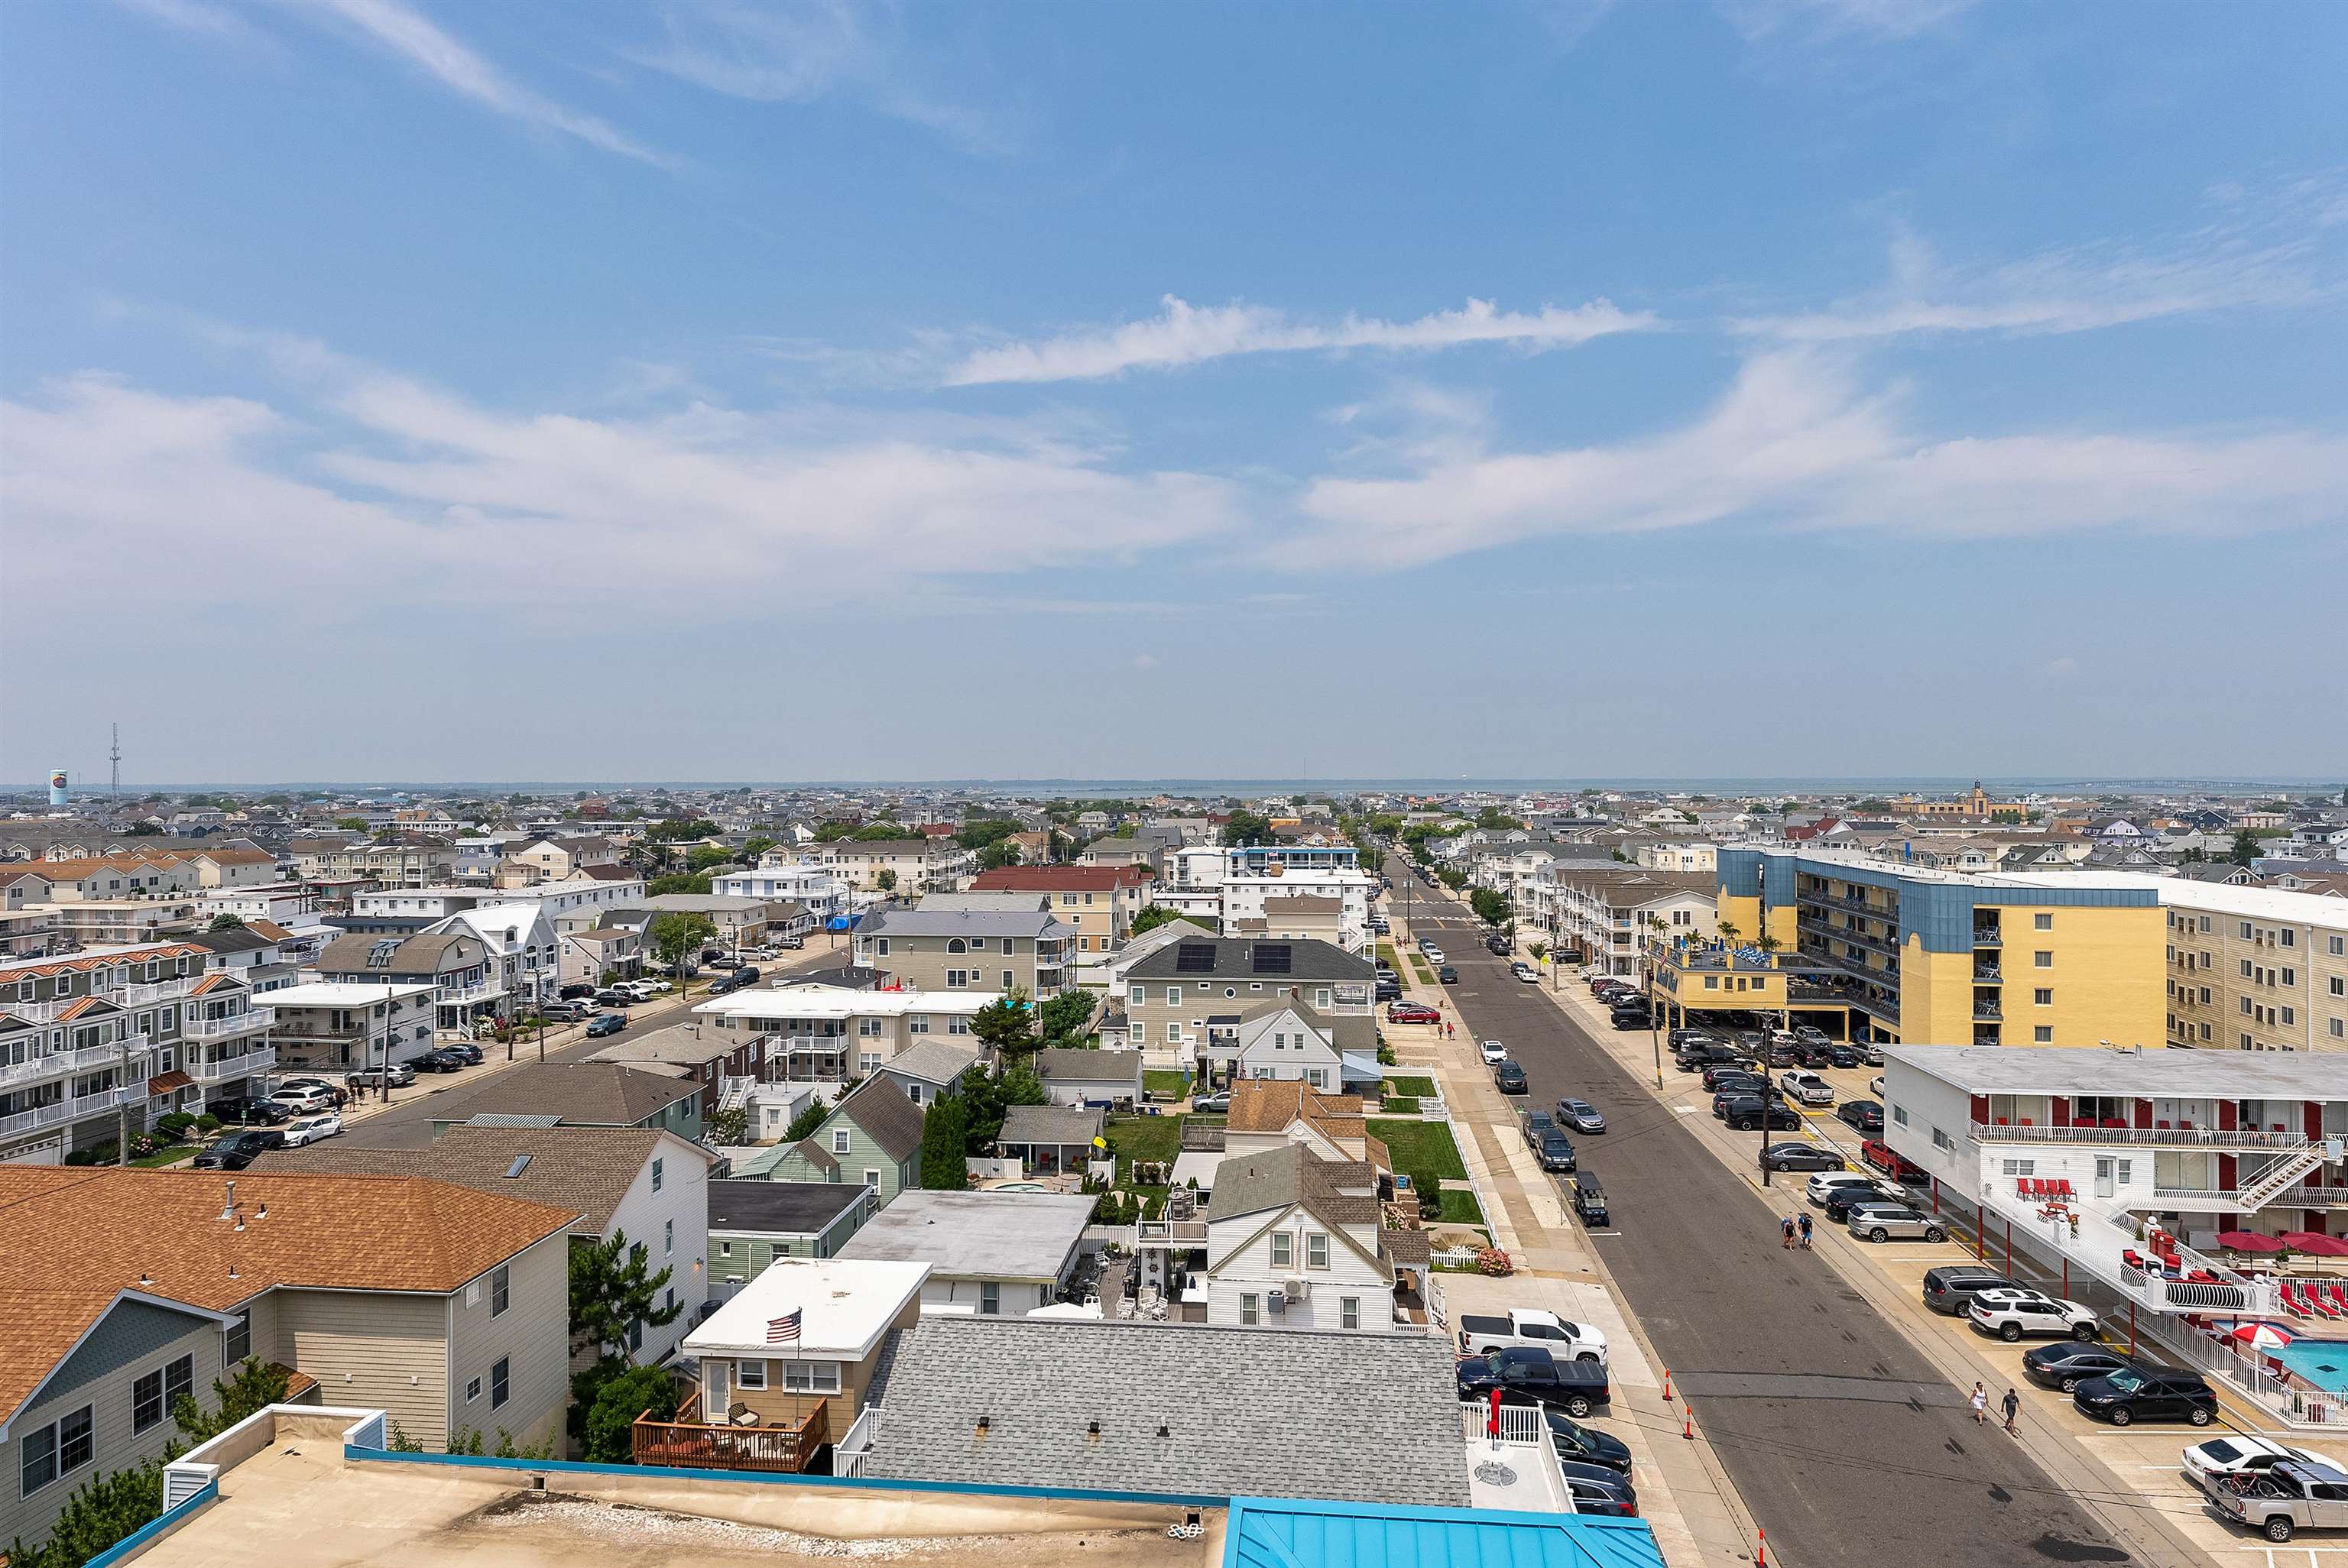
[1970,1382,1989,1425]
[1781,1215,1796,1249]
[2002,1387,2020,1434]
[1798,1212,1813,1249]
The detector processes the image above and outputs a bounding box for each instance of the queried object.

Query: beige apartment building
[966,866,1153,954]
[855,905,1075,997]
[2162,882,2348,1052]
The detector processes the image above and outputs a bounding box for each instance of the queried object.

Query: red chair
[2123,1248,2146,1271]
[2311,1286,2344,1322]
[2058,1178,2075,1198]
[2327,1282,2348,1318]
[2156,1120,2171,1129]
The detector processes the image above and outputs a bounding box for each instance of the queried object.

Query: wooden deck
[631,1393,830,1474]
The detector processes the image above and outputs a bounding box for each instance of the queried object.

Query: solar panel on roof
[1175,944,1218,974]
[1251,944,1292,974]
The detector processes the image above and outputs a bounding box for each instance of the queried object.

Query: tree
[970,990,1036,1058]
[1474,807,1523,831]
[579,1361,680,1463]
[206,912,246,931]
[646,817,719,843]
[1039,987,1098,1046]
[1716,919,1741,946]
[1469,888,1512,927]
[569,1230,683,1362]
[919,1093,971,1190]
[955,818,1020,850]
[2228,828,2262,867]
[977,839,1020,871]
[962,1065,1048,1152]
[1128,905,1198,938]
[1854,799,1894,814]
[708,1105,748,1145]
[646,912,718,972]
[685,845,734,873]
[874,869,897,893]
[336,816,368,831]
[6,1453,169,1568]
[742,836,777,860]
[174,1358,291,1441]
[1223,809,1275,847]
[1528,941,1549,961]
[646,873,712,896]
[853,822,916,841]
[782,1099,830,1142]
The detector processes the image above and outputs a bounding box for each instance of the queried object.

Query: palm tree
[1717,919,1741,948]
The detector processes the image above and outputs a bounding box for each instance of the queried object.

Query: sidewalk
[1387,885,1762,1568]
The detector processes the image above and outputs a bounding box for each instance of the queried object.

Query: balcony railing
[436,981,507,1006]
[0,1036,151,1091]
[1972,1003,2003,1021]
[1971,928,2003,947]
[0,1084,143,1141]
[632,1395,829,1473]
[1972,1120,2317,1151]
[184,1008,277,1039]
[189,1047,276,1083]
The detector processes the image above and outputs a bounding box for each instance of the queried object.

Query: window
[664,1219,675,1256]
[465,1376,482,1403]
[864,1168,881,1191]
[2284,968,2298,986]
[1892,1104,1908,1126]
[224,1310,250,1366]
[1128,985,1145,1006]
[945,969,969,989]
[2333,977,2346,998]
[2035,989,2052,1006]
[2242,959,2255,978]
[2331,1019,2344,1039]
[1307,1233,1330,1269]
[2283,1007,2297,1025]
[1999,1158,2037,1176]
[833,1128,852,1154]
[2034,951,2053,968]
[1240,1292,1260,1326]
[947,938,966,954]
[2331,935,2345,957]
[980,1281,1000,1316]
[780,1361,842,1393]
[134,1369,167,1433]
[875,938,889,957]
[651,1158,665,1192]
[491,1357,509,1408]
[1166,1022,1182,1044]
[1341,1297,1361,1330]
[1166,986,1181,1005]
[2034,1026,2053,1043]
[737,1358,767,1390]
[491,1265,509,1317]
[2032,912,2053,931]
[908,1014,930,1034]
[1931,1126,1954,1152]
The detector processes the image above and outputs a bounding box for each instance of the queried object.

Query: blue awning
[1225,1496,1666,1568]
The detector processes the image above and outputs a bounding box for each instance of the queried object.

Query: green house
[748,1077,926,1207]
[706,1178,872,1291]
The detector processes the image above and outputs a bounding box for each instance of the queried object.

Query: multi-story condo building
[264,979,437,1072]
[855,904,1074,997]
[1113,935,1377,1061]
[712,863,851,920]
[293,839,458,889]
[313,931,501,1037]
[1522,867,1714,979]
[965,866,1153,955]
[0,942,274,1163]
[796,840,975,895]
[1636,843,1719,873]
[1681,847,2166,1050]
[695,981,1001,1092]
[1157,844,1377,954]
[2149,880,2348,1053]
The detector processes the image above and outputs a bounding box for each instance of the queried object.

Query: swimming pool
[2268,1339,2348,1397]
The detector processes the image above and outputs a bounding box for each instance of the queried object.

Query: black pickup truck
[1456,1346,1612,1420]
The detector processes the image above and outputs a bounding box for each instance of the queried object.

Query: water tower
[48,769,69,807]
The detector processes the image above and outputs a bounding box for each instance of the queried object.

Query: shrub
[193,1113,221,1134]
[1474,1247,1515,1277]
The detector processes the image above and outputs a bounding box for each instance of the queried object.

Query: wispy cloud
[946,296,1655,386]
[1714,0,1978,44]
[303,0,667,166]
[1736,223,2327,342]
[1284,351,2348,569]
[627,1,1018,155]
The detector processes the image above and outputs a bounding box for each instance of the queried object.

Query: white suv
[1968,1288,2100,1343]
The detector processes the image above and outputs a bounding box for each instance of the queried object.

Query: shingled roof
[251,1125,698,1234]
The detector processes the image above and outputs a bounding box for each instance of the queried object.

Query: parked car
[1493,1061,1529,1095]
[1521,1108,1555,1142]
[1836,1099,1885,1134]
[1481,1039,1510,1065]
[1792,1024,1829,1047]
[2021,1343,2141,1392]
[1438,966,1460,984]
[1809,1170,1886,1207]
[1823,1181,1910,1223]
[1387,1002,1442,1024]
[210,1096,293,1126]
[2213,1459,2348,1542]
[1701,1064,1766,1093]
[1190,1091,1230,1115]
[281,1112,342,1147]
[1824,1043,1864,1069]
[1845,1201,1947,1243]
[351,1062,417,1089]
[2183,1436,2339,1492]
[1422,947,1446,964]
[192,1129,284,1170]
[592,987,635,1006]
[1533,1129,1577,1171]
[1720,1097,1802,1132]
[541,1000,591,1022]
[1558,1463,1639,1518]
[1555,1098,1605,1134]
[268,1085,334,1114]
[1860,1139,1927,1181]
[731,967,762,986]
[1666,1028,1712,1048]
[1485,935,1512,956]
[1968,1288,2100,1342]
[1512,962,1539,983]
[559,982,595,1000]
[441,1042,485,1065]
[1374,980,1403,1002]
[1763,1142,1846,1173]
[1568,1172,1609,1226]
[1779,1071,1834,1106]
[1610,1009,1652,1032]
[774,934,806,949]
[1458,1309,1608,1362]
[2073,1366,2217,1427]
[1457,1347,1610,1419]
[584,1012,626,1038]
[1545,1409,1633,1472]
[705,975,742,996]
[412,1049,467,1073]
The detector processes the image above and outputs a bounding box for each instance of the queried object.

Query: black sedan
[209,1096,294,1126]
[191,1129,284,1170]
[1493,1061,1529,1095]
[411,1049,467,1073]
[1763,1142,1847,1172]
[1702,1065,1767,1093]
[1545,1410,1633,1472]
[441,1042,485,1065]
[1555,1098,1606,1134]
[1836,1099,1886,1134]
[1824,1043,1864,1068]
[2022,1344,2144,1394]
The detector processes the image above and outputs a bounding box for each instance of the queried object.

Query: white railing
[1971,1121,2313,1151]
[190,1047,275,1083]
[184,1008,277,1039]
[436,981,507,1005]
[832,1405,877,1479]
[1461,1402,1548,1446]
[0,1084,141,1141]
[0,1036,148,1090]
[122,977,200,1006]
[2236,1144,2330,1210]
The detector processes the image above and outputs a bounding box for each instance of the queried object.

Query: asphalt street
[1387,859,2139,1568]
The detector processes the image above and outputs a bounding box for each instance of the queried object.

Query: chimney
[220,1180,236,1220]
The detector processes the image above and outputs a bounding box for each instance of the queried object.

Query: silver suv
[1845,1202,1947,1243]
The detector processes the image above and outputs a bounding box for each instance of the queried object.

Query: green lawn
[1367,1118,1467,1180]
[1408,958,1435,983]
[1377,942,1400,968]
[1383,1075,1438,1097]
[1104,1113,1184,1192]
[1438,1187,1486,1225]
[1143,1069,1190,1097]
[1381,1096,1420,1115]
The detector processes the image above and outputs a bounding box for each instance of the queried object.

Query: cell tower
[110,724,122,801]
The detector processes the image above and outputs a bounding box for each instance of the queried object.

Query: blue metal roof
[1224,1496,1668,1568]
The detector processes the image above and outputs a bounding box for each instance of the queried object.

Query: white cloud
[1715,0,1977,44]
[1286,352,2348,569]
[303,0,667,166]
[627,1,1016,155]
[1737,225,2326,342]
[0,354,1243,633]
[945,295,1655,385]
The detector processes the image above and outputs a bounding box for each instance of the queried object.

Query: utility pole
[109,724,122,804]
[115,1029,138,1166]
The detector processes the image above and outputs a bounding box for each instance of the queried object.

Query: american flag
[767,1308,802,1344]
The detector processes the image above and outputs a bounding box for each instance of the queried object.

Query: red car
[1860,1139,1927,1181]
[1386,1002,1442,1024]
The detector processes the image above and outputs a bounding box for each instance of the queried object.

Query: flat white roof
[2000,871,2348,931]
[683,1257,930,1360]
[1882,1044,2348,1100]
[265,980,439,1006]
[693,984,1004,1022]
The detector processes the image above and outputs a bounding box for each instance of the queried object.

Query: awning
[147,1071,195,1095]
[1339,1051,1383,1084]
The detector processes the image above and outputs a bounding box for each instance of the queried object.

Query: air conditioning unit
[1266,1290,1286,1314]
[1284,1277,1311,1301]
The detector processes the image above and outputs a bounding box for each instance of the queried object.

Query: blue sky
[4,0,2343,785]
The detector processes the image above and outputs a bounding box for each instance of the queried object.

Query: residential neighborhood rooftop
[1881,1043,2348,1098]
[251,1124,699,1234]
[426,1061,705,1126]
[836,1188,1097,1279]
[706,1178,869,1235]
[686,1256,930,1359]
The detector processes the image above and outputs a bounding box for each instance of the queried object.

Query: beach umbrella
[2215,1230,2289,1253]
[2230,1322,2297,1349]
[2281,1233,2348,1257]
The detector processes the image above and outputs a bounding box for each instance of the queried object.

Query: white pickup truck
[1455,1307,1609,1363]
